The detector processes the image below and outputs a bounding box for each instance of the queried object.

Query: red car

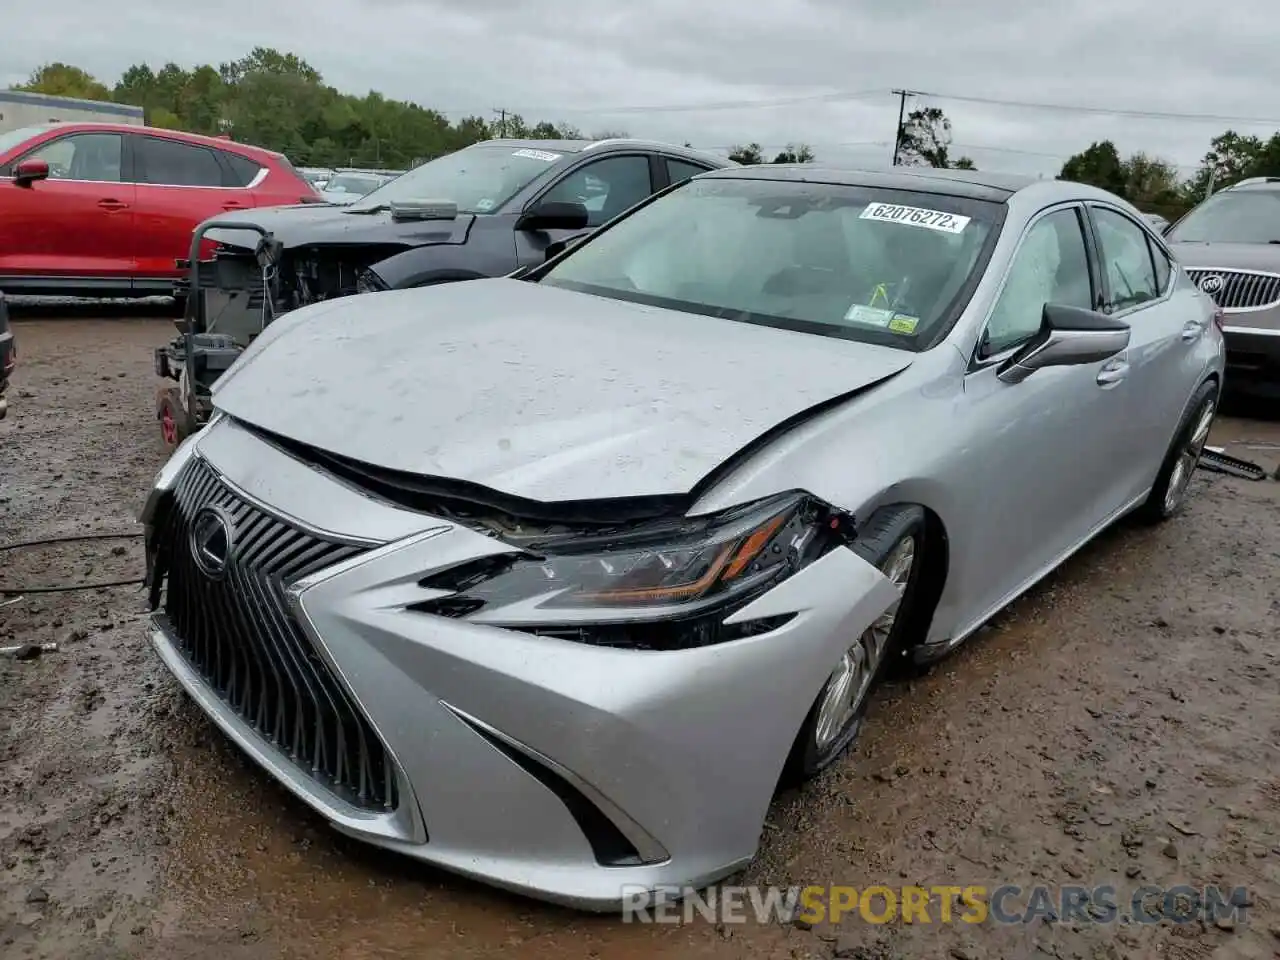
[0,122,318,302]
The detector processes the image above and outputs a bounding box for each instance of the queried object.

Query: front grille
[1185,269,1280,310]
[158,456,399,812]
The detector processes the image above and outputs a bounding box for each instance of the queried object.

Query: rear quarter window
[222,151,263,187]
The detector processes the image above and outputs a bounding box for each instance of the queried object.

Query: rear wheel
[1135,380,1218,524]
[783,505,930,783]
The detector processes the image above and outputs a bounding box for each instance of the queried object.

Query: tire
[1133,380,1219,524]
[782,504,931,784]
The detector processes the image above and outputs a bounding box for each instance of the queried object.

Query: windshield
[0,125,57,158]
[1166,190,1280,244]
[539,177,1001,349]
[346,144,565,214]
[325,173,385,195]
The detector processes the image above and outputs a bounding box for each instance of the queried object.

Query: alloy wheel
[813,535,916,751]
[1163,399,1215,515]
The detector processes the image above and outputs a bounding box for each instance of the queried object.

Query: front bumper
[1223,324,1280,391]
[142,416,899,910]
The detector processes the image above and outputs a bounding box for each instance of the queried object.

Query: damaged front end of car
[138,413,905,908]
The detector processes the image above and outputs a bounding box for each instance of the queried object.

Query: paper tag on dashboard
[844,305,895,327]
[860,202,970,234]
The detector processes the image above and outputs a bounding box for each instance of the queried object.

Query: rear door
[130,134,252,285]
[0,131,135,285]
[1085,204,1202,499]
[513,153,656,268]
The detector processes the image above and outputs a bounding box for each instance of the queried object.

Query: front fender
[369,244,504,290]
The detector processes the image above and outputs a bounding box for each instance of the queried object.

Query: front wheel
[783,505,929,783]
[1134,380,1218,524]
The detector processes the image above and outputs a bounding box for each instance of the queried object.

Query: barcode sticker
[860,202,970,234]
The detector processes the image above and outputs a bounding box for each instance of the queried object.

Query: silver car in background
[318,168,402,205]
[1165,176,1280,394]
[141,165,1224,909]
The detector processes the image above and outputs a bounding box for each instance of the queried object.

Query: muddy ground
[2,312,1279,960]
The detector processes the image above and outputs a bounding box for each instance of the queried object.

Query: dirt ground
[2,312,1279,960]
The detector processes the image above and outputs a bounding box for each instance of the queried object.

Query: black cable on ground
[0,532,146,595]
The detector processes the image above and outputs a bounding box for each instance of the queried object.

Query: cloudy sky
[7,0,1280,178]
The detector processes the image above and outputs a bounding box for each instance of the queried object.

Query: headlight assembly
[412,492,852,649]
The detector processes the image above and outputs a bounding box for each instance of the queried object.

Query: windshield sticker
[889,314,920,334]
[475,198,495,211]
[844,304,895,327]
[512,148,561,162]
[860,202,971,234]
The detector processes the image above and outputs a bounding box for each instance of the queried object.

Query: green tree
[772,143,815,163]
[1184,130,1264,199]
[728,143,764,164]
[1058,141,1128,195]
[897,107,953,167]
[951,156,976,170]
[16,62,112,101]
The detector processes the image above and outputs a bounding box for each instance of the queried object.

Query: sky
[6,0,1280,179]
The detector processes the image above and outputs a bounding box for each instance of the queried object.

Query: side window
[667,158,710,186]
[22,133,122,182]
[1149,236,1172,294]
[135,137,224,187]
[541,156,653,227]
[221,151,262,188]
[984,208,1093,356]
[1092,207,1159,312]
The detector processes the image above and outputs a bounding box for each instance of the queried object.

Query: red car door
[129,133,251,286]
[0,131,135,283]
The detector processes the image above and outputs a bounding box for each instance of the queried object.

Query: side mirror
[997,303,1130,385]
[14,159,50,186]
[516,200,589,232]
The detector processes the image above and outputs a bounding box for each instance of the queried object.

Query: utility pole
[492,108,507,138]
[890,89,917,166]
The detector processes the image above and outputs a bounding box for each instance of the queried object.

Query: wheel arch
[854,500,950,657]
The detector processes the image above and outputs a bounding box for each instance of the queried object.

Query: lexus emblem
[1198,274,1225,296]
[190,507,234,579]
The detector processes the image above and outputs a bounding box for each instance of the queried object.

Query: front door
[513,154,655,268]
[0,131,135,285]
[951,204,1134,628]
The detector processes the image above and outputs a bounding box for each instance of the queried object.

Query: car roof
[13,121,285,161]
[479,137,733,167]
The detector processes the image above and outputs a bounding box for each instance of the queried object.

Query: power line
[443,88,889,118]
[914,89,1280,127]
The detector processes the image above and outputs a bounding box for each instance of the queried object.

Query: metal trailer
[154,221,282,448]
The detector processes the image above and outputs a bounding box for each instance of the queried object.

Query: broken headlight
[413,492,850,648]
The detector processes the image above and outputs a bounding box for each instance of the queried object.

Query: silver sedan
[141,164,1225,910]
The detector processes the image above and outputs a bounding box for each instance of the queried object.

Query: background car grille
[159,456,399,812]
[1185,268,1280,310]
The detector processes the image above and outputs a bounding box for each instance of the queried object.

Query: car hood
[213,280,915,503]
[1167,241,1280,272]
[202,203,474,250]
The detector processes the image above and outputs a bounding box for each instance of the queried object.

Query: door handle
[1096,359,1130,386]
[97,199,128,211]
[221,201,245,211]
[1181,320,1205,342]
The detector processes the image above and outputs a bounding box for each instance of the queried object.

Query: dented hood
[212,280,914,502]
[201,203,474,250]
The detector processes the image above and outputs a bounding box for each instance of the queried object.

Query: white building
[0,90,144,134]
